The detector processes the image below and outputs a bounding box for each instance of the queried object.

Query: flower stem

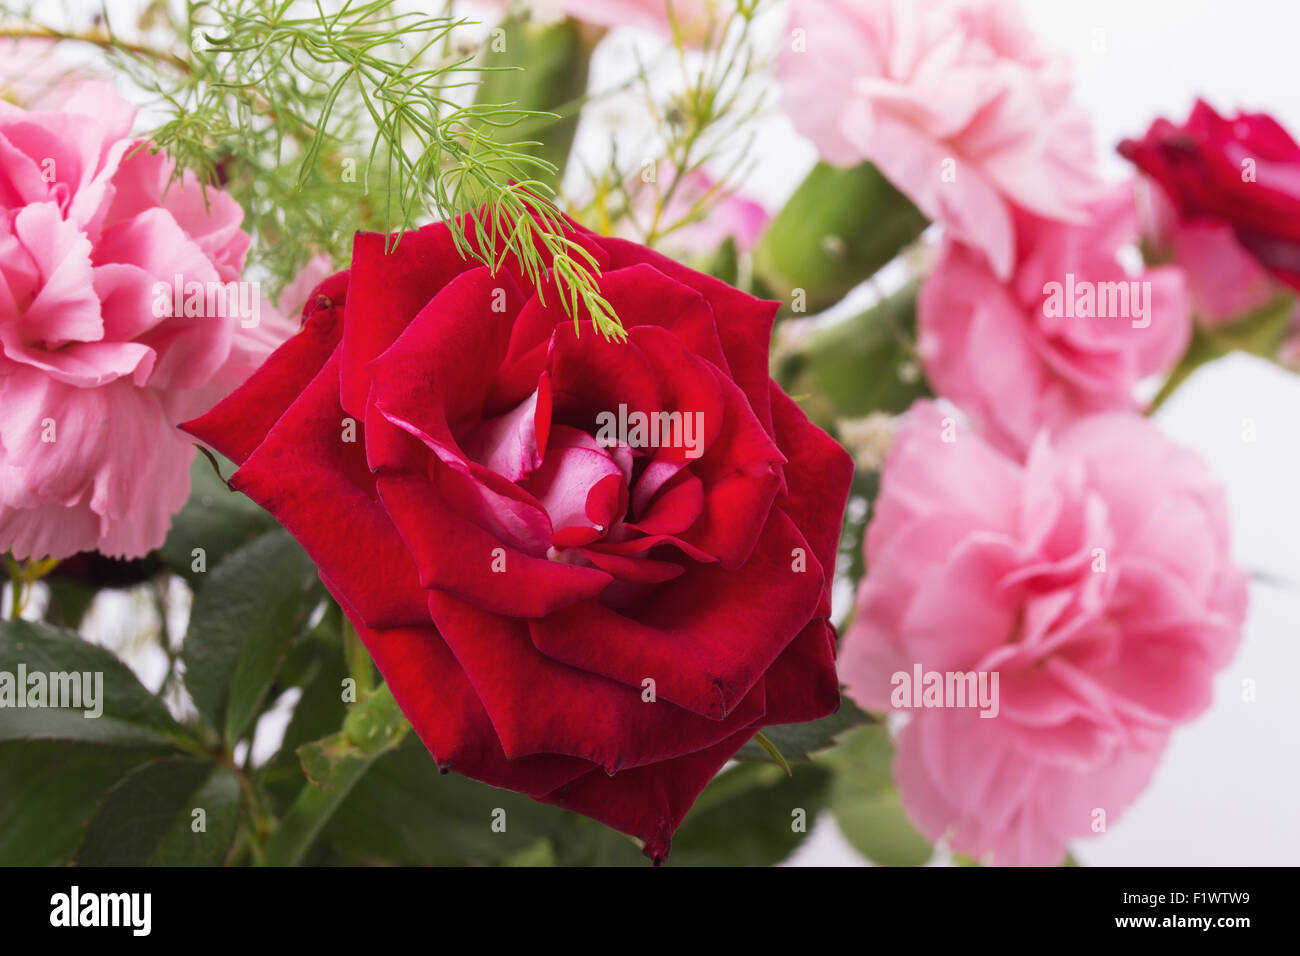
[0,23,191,74]
[262,683,408,866]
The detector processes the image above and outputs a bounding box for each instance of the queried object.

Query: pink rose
[918,186,1191,455]
[0,82,287,560]
[0,38,99,109]
[777,0,1101,279]
[840,401,1247,866]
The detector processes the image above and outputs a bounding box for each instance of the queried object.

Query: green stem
[260,752,378,866]
[0,23,191,73]
[261,683,408,866]
[1149,294,1297,413]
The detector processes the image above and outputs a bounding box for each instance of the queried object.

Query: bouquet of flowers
[1,0,1293,870]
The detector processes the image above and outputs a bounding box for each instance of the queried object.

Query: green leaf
[0,619,191,749]
[501,837,559,867]
[0,742,157,865]
[322,737,587,865]
[546,816,648,867]
[259,615,350,811]
[279,643,347,755]
[181,529,319,745]
[734,694,875,764]
[704,235,740,286]
[0,621,208,865]
[75,756,241,866]
[668,761,831,866]
[158,451,276,584]
[822,725,932,866]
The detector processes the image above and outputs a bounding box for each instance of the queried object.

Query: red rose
[183,212,852,861]
[1119,99,1300,291]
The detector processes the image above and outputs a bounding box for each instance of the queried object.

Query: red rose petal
[429,591,766,773]
[601,236,780,440]
[181,276,345,464]
[227,349,429,628]
[757,618,842,725]
[529,508,824,719]
[366,266,527,463]
[339,225,483,417]
[538,727,759,864]
[328,582,593,796]
[377,462,611,618]
[769,383,855,618]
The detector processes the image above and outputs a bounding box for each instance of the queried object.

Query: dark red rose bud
[183,210,852,863]
[1119,99,1300,291]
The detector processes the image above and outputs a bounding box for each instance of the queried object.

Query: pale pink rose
[918,185,1192,456]
[1134,178,1278,326]
[0,82,288,560]
[840,401,1247,866]
[0,38,99,110]
[778,0,1102,279]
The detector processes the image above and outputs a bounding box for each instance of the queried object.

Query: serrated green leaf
[180,529,319,745]
[322,737,586,866]
[0,741,161,865]
[75,756,241,866]
[147,765,241,865]
[734,693,875,764]
[668,762,831,866]
[0,620,191,749]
